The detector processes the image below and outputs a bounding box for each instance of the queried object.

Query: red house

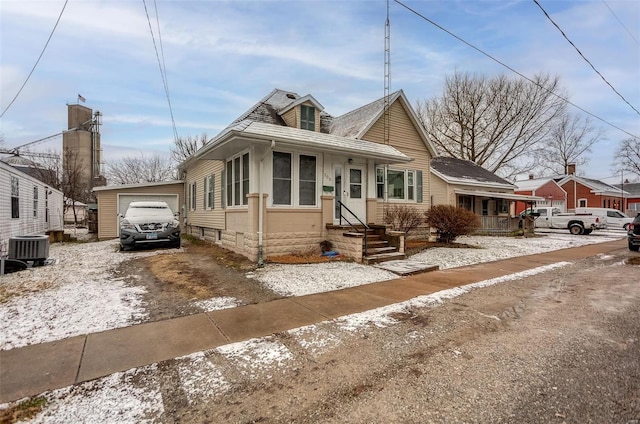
[514,177,567,214]
[555,165,629,211]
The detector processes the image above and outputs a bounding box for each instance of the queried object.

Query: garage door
[116,194,180,236]
[117,194,180,217]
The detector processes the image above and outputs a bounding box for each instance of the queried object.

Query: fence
[475,216,523,235]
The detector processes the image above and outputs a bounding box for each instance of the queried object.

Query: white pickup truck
[522,207,607,235]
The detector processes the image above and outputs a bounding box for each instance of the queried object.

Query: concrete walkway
[0,239,626,404]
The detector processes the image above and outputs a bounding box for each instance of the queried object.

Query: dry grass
[0,280,56,304]
[0,397,47,424]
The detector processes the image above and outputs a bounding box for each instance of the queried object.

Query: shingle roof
[514,178,556,191]
[330,91,401,138]
[556,174,627,196]
[430,156,513,187]
[229,89,333,132]
[614,182,640,196]
[237,121,411,162]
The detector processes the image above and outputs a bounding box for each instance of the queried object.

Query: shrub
[383,205,424,237]
[424,205,480,243]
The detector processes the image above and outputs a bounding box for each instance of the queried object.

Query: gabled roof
[330,92,396,138]
[229,89,332,130]
[277,94,324,115]
[196,120,411,164]
[330,90,438,156]
[430,156,514,189]
[556,174,629,197]
[514,178,557,191]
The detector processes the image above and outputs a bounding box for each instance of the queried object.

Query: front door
[335,165,367,224]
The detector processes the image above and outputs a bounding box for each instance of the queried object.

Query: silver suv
[119,201,181,251]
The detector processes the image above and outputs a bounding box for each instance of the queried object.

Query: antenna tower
[384,0,391,146]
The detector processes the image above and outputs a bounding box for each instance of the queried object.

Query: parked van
[575,207,633,230]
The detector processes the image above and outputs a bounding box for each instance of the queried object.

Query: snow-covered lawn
[0,230,624,351]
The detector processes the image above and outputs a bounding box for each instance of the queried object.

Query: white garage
[117,193,180,217]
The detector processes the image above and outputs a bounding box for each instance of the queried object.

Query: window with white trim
[207,174,215,209]
[11,176,19,219]
[300,105,315,131]
[459,195,473,211]
[299,155,316,205]
[189,182,196,210]
[226,152,250,207]
[578,198,587,208]
[33,186,38,218]
[375,167,416,202]
[272,151,318,206]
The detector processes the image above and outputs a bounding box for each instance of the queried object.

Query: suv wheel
[630,240,640,252]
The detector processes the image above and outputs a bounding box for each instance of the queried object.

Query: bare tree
[30,150,63,189]
[536,114,604,175]
[106,153,175,185]
[29,148,90,225]
[171,133,209,163]
[416,72,567,179]
[613,137,640,178]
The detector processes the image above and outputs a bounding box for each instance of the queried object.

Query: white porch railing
[475,216,522,234]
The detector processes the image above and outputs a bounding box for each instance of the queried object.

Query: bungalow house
[429,157,544,232]
[1,161,64,257]
[514,177,567,214]
[555,165,629,211]
[180,88,438,263]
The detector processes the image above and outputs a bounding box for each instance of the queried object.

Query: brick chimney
[567,163,576,175]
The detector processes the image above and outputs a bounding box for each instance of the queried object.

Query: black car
[628,214,640,252]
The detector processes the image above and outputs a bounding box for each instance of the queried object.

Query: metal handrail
[337,200,369,255]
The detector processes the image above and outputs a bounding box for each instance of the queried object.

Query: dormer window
[300,105,315,131]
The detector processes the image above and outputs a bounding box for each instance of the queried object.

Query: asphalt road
[162,244,640,423]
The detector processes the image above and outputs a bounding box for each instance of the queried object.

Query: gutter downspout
[257,140,275,267]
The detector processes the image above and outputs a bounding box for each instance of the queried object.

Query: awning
[454,189,545,202]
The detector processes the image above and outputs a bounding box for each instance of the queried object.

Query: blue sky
[1,0,638,184]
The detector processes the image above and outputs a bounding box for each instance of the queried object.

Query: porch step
[365,240,388,248]
[363,251,406,265]
[365,246,397,255]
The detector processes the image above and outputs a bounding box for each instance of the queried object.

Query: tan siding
[96,191,118,239]
[364,100,434,222]
[282,109,297,128]
[430,174,450,206]
[185,160,225,229]
[281,101,321,132]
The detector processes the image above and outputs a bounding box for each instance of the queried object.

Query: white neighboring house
[0,161,64,256]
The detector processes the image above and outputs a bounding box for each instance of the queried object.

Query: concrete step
[365,240,388,248]
[365,246,397,255]
[363,251,406,265]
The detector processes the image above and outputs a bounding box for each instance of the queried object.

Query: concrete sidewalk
[0,239,626,404]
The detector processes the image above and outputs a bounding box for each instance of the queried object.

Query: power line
[142,0,179,142]
[533,0,640,116]
[602,0,639,46]
[1,0,69,118]
[393,0,639,140]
